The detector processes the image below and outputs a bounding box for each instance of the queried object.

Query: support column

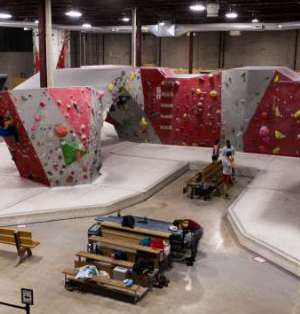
[157,37,162,67]
[136,8,142,67]
[188,31,194,74]
[131,8,137,67]
[38,0,53,87]
[294,30,299,70]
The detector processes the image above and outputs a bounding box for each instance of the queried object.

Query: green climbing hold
[61,138,86,166]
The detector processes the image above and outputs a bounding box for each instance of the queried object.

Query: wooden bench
[89,235,163,267]
[101,221,170,245]
[0,228,40,266]
[183,160,223,200]
[76,251,135,269]
[62,268,148,304]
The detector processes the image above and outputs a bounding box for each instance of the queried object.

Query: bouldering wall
[141,68,222,146]
[33,29,71,73]
[244,68,300,157]
[0,87,103,186]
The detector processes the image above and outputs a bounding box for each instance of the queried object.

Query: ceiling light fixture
[226,10,238,19]
[82,23,92,28]
[24,27,31,31]
[190,2,206,11]
[0,12,12,19]
[122,17,130,22]
[35,20,39,24]
[159,21,165,26]
[252,18,259,23]
[65,10,82,18]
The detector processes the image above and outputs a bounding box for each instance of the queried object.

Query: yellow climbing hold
[195,88,202,95]
[107,83,114,92]
[130,72,136,81]
[274,74,280,82]
[144,138,150,143]
[274,106,281,118]
[293,110,300,118]
[272,147,280,154]
[210,90,218,98]
[275,130,286,140]
[139,117,149,127]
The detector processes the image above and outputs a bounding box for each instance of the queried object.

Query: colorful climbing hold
[259,126,270,137]
[293,110,300,118]
[54,124,68,138]
[195,89,202,95]
[40,101,46,108]
[107,83,114,92]
[98,90,105,100]
[275,130,286,140]
[139,117,149,128]
[210,90,218,98]
[272,147,280,154]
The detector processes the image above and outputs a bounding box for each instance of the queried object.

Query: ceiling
[1,0,300,26]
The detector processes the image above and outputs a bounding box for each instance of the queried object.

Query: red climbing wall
[244,71,300,157]
[0,92,50,185]
[47,88,92,150]
[141,68,222,147]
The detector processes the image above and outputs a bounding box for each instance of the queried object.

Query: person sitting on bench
[173,219,203,266]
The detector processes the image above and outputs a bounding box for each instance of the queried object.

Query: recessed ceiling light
[226,11,238,19]
[190,3,206,11]
[35,20,39,24]
[122,17,130,22]
[252,18,259,23]
[82,23,92,28]
[65,10,82,18]
[0,13,12,19]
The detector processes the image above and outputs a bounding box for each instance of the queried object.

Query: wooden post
[136,8,142,67]
[189,31,194,74]
[38,0,47,87]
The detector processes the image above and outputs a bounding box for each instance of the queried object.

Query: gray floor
[0,172,299,314]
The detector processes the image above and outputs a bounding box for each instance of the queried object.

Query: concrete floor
[0,172,299,314]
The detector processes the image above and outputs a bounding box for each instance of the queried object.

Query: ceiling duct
[206,1,220,17]
[149,22,188,37]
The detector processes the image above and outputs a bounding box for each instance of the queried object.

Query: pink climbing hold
[98,90,105,100]
[259,125,270,137]
[40,101,46,108]
[34,115,41,123]
[31,126,36,133]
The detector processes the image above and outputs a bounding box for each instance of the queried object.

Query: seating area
[183,160,223,200]
[62,216,176,304]
[0,227,40,266]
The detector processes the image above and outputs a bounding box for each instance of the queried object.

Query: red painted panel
[0,92,50,185]
[47,87,92,149]
[244,71,300,157]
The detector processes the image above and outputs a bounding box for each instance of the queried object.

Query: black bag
[133,254,154,275]
[122,215,135,228]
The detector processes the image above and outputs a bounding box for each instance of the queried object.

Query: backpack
[122,215,135,228]
[133,254,154,275]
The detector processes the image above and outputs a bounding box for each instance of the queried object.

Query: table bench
[183,160,223,200]
[62,268,148,304]
[0,227,40,266]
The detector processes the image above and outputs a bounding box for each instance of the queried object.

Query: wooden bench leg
[15,248,26,267]
[27,248,33,257]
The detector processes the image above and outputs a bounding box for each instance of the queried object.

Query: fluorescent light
[82,23,92,28]
[190,3,206,11]
[35,20,39,24]
[0,13,12,19]
[226,11,238,19]
[24,27,31,31]
[65,10,82,18]
[159,21,165,26]
[122,17,130,22]
[252,18,259,23]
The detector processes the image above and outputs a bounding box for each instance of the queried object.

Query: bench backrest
[200,161,222,183]
[0,228,16,245]
[0,228,34,247]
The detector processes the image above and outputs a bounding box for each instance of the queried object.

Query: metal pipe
[131,8,137,67]
[3,21,300,34]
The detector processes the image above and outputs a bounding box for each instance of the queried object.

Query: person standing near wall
[222,140,235,178]
[212,139,220,161]
[223,151,234,199]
